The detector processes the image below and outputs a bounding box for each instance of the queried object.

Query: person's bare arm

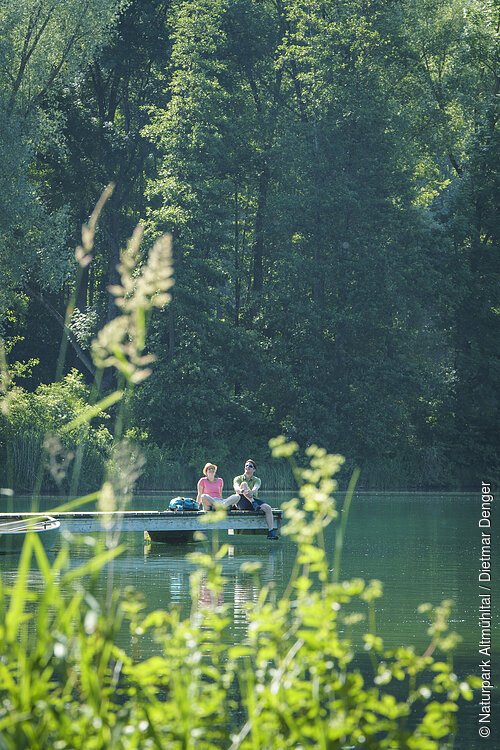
[196,479,204,505]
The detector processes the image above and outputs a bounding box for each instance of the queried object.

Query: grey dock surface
[0,510,282,534]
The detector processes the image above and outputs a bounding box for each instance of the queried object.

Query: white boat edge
[0,516,61,551]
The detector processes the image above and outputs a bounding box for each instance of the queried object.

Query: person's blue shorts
[252,498,265,511]
[237,495,265,511]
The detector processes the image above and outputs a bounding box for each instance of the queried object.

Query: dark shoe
[267,529,279,540]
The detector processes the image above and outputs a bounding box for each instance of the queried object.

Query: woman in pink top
[197,463,239,511]
[197,462,223,508]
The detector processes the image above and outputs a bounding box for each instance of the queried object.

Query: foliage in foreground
[0,190,478,748]
[0,440,478,750]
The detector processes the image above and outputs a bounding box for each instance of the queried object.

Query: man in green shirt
[233,460,279,540]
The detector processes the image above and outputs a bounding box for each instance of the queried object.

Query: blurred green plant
[0,439,479,749]
[0,191,478,749]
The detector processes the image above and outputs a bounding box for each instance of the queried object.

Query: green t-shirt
[234,474,260,498]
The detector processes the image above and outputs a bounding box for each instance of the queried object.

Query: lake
[0,491,497,749]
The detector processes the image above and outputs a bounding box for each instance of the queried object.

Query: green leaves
[0,438,478,748]
[1,0,497,490]
[60,390,124,433]
[0,0,122,116]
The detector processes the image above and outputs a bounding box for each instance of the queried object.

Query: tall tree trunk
[75,263,90,311]
[106,206,122,325]
[252,157,270,296]
[311,124,325,306]
[234,187,241,326]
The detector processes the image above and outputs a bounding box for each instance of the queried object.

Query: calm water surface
[1,491,497,749]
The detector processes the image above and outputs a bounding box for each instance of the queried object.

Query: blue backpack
[168,496,200,511]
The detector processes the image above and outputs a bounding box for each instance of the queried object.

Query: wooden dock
[0,510,282,536]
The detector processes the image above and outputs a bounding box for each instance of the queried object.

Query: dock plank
[0,510,282,534]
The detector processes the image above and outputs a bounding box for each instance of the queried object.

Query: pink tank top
[199,476,223,498]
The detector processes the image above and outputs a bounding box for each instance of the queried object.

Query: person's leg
[201,494,218,511]
[236,495,254,510]
[221,493,240,508]
[261,503,275,532]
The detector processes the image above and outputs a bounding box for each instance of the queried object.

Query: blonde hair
[203,462,217,475]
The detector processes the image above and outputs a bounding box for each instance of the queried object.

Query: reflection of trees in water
[143,542,284,636]
[26,541,286,650]
[187,545,286,633]
[228,546,284,635]
[0,567,60,588]
[1,539,284,620]
[1,541,287,663]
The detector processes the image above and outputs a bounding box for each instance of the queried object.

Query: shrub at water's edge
[0,370,110,494]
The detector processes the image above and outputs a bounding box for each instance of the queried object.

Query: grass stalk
[333,466,360,583]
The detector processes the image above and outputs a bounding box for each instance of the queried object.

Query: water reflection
[0,492,491,659]
[142,539,285,637]
[1,491,497,750]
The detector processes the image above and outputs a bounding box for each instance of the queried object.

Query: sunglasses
[245,463,255,469]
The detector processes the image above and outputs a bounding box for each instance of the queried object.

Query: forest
[0,0,498,492]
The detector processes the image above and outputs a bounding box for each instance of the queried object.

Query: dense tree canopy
[0,0,498,490]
